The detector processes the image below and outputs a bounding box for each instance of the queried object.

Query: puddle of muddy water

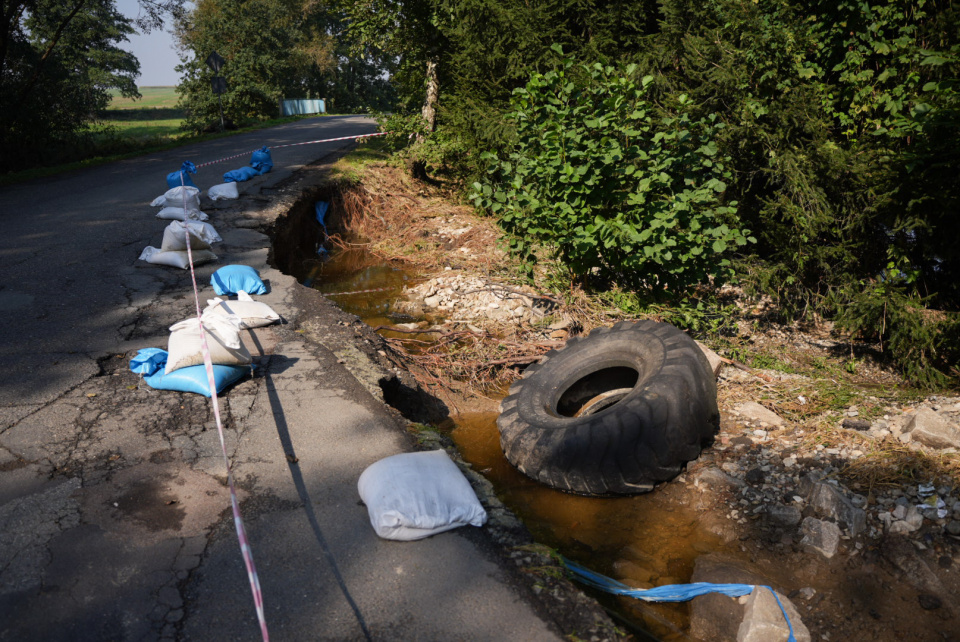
[300,247,418,328]
[449,412,726,641]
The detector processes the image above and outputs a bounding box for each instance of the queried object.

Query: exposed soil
[287,157,960,641]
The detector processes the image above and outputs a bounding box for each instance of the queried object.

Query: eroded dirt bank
[278,158,960,641]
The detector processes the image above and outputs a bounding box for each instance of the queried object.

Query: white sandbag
[139,246,217,269]
[203,296,280,329]
[357,450,488,541]
[161,220,222,252]
[165,314,252,374]
[208,182,239,201]
[151,185,201,210]
[156,207,209,222]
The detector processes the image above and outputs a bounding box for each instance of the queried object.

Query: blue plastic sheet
[315,200,330,257]
[167,161,198,189]
[562,557,797,642]
[211,265,267,296]
[315,201,329,228]
[250,146,273,173]
[223,166,260,183]
[130,348,250,397]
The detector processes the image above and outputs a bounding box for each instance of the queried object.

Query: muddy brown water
[272,209,732,639]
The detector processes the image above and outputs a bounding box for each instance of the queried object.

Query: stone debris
[401,273,554,325]
[903,407,960,449]
[734,401,785,427]
[766,504,802,527]
[803,478,867,536]
[737,586,811,642]
[689,554,811,642]
[700,394,960,561]
[800,517,841,558]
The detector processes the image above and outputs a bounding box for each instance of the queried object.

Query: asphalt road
[0,115,377,409]
[0,116,604,641]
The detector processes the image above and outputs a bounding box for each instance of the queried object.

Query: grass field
[96,86,185,139]
[108,86,180,110]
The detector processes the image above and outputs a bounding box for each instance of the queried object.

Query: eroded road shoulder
[0,152,616,641]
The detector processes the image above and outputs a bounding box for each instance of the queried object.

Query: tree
[0,0,179,171]
[175,0,390,131]
[288,5,395,113]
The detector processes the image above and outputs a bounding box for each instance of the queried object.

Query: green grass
[108,86,180,110]
[98,87,186,142]
[91,117,185,140]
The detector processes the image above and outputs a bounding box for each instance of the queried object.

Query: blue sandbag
[167,161,198,188]
[223,166,260,183]
[250,146,273,174]
[130,348,250,397]
[211,264,267,296]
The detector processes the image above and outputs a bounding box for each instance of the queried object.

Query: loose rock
[800,517,841,559]
[903,408,960,449]
[736,401,784,427]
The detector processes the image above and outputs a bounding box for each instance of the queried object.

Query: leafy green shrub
[375,112,469,176]
[470,50,753,295]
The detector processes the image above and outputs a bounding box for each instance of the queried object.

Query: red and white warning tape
[194,132,387,168]
[269,131,387,150]
[179,180,270,641]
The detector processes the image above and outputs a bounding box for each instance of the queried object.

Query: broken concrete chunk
[800,517,841,559]
[805,481,867,536]
[904,408,960,449]
[904,505,924,531]
[737,586,811,642]
[766,504,802,527]
[690,555,761,641]
[735,401,784,427]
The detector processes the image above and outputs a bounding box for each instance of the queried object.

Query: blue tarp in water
[562,557,797,642]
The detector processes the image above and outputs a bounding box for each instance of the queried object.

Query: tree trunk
[410,56,438,180]
[420,57,439,134]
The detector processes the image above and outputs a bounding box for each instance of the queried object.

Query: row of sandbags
[165,148,273,193]
[140,185,221,268]
[133,158,280,396]
[130,266,279,397]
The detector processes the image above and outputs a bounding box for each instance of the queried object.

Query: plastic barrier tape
[195,132,387,168]
[178,178,270,641]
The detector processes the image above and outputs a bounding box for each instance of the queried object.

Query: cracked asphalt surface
[0,116,590,641]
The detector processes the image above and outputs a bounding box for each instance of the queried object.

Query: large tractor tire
[497,320,718,495]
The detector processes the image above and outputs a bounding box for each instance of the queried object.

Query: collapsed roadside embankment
[278,152,960,642]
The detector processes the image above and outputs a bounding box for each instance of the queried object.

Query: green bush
[471,50,753,295]
[837,277,960,388]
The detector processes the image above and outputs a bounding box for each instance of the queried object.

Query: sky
[116,0,184,86]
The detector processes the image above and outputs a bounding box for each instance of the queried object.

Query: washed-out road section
[0,116,590,640]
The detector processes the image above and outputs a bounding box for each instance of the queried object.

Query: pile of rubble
[398,272,555,325]
[698,393,960,556]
